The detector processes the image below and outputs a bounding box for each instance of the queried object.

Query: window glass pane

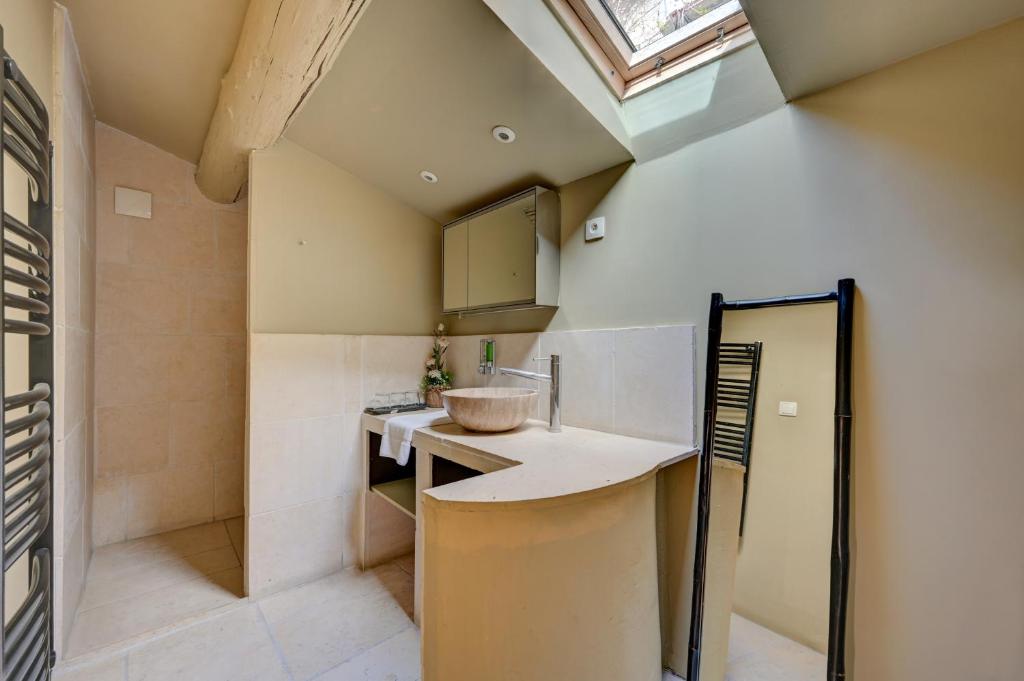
[601,0,734,51]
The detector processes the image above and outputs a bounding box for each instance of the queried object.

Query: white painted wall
[466,20,1024,681]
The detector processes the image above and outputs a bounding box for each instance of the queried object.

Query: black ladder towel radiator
[711,341,762,536]
[1,24,56,681]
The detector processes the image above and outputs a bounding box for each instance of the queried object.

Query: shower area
[2,11,249,667]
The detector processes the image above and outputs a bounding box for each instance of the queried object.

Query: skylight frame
[559,0,751,98]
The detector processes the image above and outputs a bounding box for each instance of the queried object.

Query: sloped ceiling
[743,0,1024,100]
[285,0,632,224]
[62,0,249,162]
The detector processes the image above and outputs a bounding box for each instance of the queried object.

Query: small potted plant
[422,323,453,407]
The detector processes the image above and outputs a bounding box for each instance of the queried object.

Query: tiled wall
[247,334,432,598]
[447,325,696,444]
[246,325,693,598]
[51,7,97,655]
[91,123,247,546]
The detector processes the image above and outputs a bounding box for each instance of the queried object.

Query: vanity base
[421,477,662,681]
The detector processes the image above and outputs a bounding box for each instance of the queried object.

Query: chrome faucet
[500,355,561,432]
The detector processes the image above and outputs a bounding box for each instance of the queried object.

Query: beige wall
[51,4,97,656]
[249,139,441,335]
[0,0,53,104]
[0,1,97,657]
[0,0,55,630]
[724,304,836,654]
[92,123,247,545]
[246,333,433,597]
[464,20,1024,681]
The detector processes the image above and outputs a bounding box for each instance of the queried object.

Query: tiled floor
[661,614,826,681]
[61,540,815,681]
[66,518,246,659]
[56,549,419,681]
[724,614,826,681]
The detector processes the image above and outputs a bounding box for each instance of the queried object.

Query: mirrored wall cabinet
[443,186,560,314]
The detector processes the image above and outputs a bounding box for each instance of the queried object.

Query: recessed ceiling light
[492,125,516,144]
[420,170,439,184]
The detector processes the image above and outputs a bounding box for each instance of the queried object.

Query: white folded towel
[379,410,452,466]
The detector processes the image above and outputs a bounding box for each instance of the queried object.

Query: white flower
[438,339,449,350]
[436,323,445,333]
[428,369,442,380]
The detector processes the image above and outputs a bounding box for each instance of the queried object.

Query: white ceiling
[743,0,1024,100]
[62,0,249,162]
[284,0,633,224]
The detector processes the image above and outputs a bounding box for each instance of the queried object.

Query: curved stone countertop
[409,417,697,508]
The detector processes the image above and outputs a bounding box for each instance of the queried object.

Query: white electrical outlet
[778,401,798,417]
[585,216,605,241]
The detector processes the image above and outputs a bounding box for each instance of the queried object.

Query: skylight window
[601,0,736,52]
[557,0,751,98]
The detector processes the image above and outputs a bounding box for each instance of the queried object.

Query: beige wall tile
[248,496,347,598]
[64,327,87,431]
[128,203,215,272]
[126,463,215,540]
[62,422,88,548]
[95,334,175,407]
[214,459,244,520]
[446,335,483,389]
[80,242,96,332]
[92,123,249,546]
[170,396,244,468]
[213,210,248,275]
[96,262,189,334]
[96,212,133,265]
[96,403,169,478]
[360,335,433,403]
[613,326,695,444]
[225,336,247,394]
[248,416,345,515]
[340,335,363,412]
[166,335,232,402]
[537,330,615,432]
[190,272,245,335]
[60,512,88,649]
[64,216,82,328]
[249,334,352,423]
[92,477,128,547]
[339,412,365,496]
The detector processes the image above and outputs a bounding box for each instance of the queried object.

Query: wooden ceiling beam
[195,0,370,203]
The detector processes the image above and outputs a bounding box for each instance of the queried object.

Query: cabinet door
[443,222,469,311]
[467,194,536,308]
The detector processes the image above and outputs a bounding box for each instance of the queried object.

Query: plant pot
[426,388,446,408]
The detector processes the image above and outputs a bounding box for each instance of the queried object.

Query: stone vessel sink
[442,387,538,433]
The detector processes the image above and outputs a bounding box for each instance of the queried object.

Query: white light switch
[778,401,798,417]
[585,216,605,241]
[114,186,152,219]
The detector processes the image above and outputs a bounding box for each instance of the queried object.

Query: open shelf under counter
[370,477,416,519]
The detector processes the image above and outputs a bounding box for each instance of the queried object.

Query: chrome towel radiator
[1,25,55,681]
